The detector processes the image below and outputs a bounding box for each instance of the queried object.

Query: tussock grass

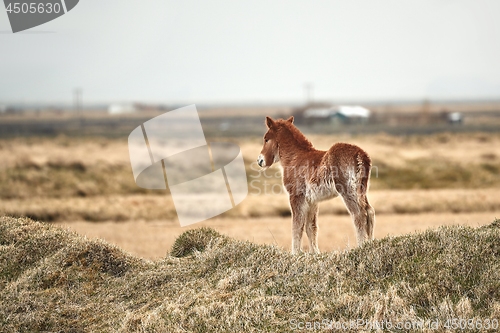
[171,227,228,258]
[1,216,499,332]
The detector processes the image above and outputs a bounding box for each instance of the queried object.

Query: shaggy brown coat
[257,116,375,253]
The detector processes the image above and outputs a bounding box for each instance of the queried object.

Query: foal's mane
[275,120,314,150]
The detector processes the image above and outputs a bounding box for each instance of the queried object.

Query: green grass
[1,216,500,332]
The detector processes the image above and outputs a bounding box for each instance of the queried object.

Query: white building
[303,105,370,123]
[108,103,137,115]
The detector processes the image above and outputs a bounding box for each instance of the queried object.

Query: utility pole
[74,88,83,130]
[74,88,82,113]
[304,82,313,105]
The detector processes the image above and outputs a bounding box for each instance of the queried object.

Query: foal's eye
[265,139,269,143]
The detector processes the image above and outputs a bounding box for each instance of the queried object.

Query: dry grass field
[1,131,500,259]
[1,216,499,332]
[1,124,500,331]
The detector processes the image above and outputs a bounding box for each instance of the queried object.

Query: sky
[1,0,500,105]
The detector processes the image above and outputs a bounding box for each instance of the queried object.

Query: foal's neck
[281,126,313,149]
[277,125,315,165]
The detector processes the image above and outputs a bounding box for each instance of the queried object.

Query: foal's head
[257,116,294,168]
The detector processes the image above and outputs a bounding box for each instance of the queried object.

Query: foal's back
[324,142,372,196]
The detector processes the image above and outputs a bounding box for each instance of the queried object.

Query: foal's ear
[286,116,294,124]
[265,116,276,129]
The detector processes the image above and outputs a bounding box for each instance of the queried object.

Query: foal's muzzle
[257,154,265,167]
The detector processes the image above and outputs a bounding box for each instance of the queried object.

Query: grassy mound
[170,227,228,258]
[1,216,499,332]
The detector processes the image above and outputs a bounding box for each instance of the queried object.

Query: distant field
[2,132,500,198]
[1,131,499,260]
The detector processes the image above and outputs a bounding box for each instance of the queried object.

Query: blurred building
[299,105,371,125]
[108,103,137,115]
[448,112,463,124]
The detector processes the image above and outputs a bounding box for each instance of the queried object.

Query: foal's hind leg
[341,191,373,245]
[305,203,319,254]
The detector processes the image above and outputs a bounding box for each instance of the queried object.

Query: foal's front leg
[290,195,306,254]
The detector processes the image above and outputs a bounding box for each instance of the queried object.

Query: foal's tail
[356,151,375,240]
[356,150,372,196]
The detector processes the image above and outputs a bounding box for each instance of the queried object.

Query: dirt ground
[56,211,498,260]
